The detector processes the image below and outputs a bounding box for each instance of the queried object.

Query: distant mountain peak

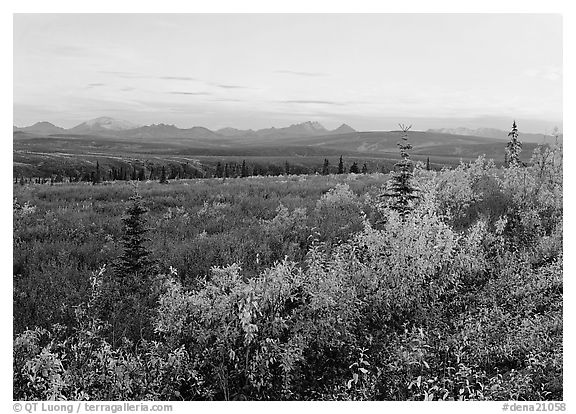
[294,121,327,131]
[16,121,65,135]
[331,123,356,134]
[72,116,140,132]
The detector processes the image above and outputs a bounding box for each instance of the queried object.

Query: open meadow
[13,143,563,400]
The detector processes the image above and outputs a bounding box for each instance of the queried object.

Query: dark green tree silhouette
[322,158,330,175]
[349,162,359,174]
[159,166,168,184]
[505,120,522,167]
[241,160,248,177]
[361,163,368,174]
[138,168,146,181]
[100,192,157,345]
[426,157,431,171]
[215,162,223,178]
[381,124,419,219]
[337,155,344,174]
[92,161,101,185]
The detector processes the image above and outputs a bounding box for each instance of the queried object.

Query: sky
[13,14,563,133]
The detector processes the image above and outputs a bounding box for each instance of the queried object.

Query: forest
[13,125,563,401]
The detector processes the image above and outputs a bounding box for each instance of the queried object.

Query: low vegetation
[13,127,562,401]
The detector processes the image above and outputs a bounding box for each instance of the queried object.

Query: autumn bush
[13,144,562,400]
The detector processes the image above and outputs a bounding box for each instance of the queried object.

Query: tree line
[14,157,398,185]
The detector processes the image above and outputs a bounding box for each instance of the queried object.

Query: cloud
[275,70,328,77]
[278,100,347,106]
[522,66,562,81]
[169,91,211,95]
[159,76,197,81]
[98,70,143,79]
[212,83,248,89]
[211,98,244,102]
[99,71,199,81]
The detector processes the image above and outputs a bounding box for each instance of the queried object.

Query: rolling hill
[13,116,550,178]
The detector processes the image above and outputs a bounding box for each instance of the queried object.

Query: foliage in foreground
[13,144,563,400]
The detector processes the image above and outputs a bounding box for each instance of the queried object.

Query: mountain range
[14,116,558,145]
[426,127,561,144]
[14,116,561,172]
[14,117,358,142]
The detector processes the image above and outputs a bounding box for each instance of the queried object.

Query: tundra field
[13,139,563,400]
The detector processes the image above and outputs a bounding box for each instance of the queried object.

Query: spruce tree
[92,161,101,185]
[159,166,168,184]
[349,162,359,174]
[426,157,431,171]
[361,163,368,174]
[241,160,248,177]
[381,124,419,219]
[322,158,330,175]
[337,155,344,174]
[505,120,522,167]
[215,162,223,178]
[102,192,156,345]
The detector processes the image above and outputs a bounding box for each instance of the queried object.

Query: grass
[13,173,388,333]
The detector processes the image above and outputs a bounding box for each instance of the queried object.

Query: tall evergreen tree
[101,192,156,345]
[241,160,248,177]
[381,124,419,220]
[215,162,223,178]
[426,157,431,171]
[159,166,168,184]
[349,162,359,174]
[337,155,344,174]
[505,120,522,167]
[361,163,368,174]
[93,161,101,185]
[322,158,330,175]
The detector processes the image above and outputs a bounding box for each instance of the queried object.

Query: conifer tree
[159,166,168,184]
[338,155,344,174]
[101,192,156,345]
[505,120,522,167]
[349,162,359,174]
[241,160,248,177]
[361,163,368,174]
[426,157,431,171]
[215,162,223,178]
[322,158,330,175]
[381,124,419,219]
[93,161,101,185]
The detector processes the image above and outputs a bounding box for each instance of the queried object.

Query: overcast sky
[13,14,562,132]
